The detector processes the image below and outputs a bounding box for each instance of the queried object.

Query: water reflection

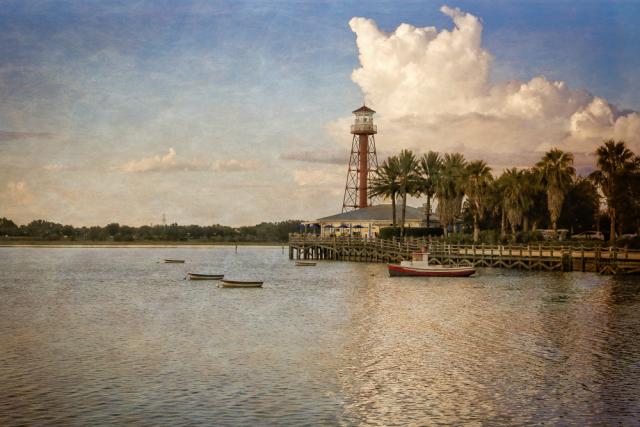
[339,270,640,425]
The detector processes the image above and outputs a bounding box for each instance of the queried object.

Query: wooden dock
[288,235,640,275]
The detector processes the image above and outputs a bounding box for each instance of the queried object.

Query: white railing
[350,124,377,134]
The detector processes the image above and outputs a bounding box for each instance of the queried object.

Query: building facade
[304,204,440,238]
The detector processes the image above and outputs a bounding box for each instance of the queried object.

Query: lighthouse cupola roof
[352,105,376,114]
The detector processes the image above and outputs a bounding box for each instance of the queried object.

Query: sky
[1,0,639,226]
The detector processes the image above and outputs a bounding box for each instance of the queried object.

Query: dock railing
[288,234,640,274]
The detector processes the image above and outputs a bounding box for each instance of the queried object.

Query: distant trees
[0,219,304,243]
[0,218,19,236]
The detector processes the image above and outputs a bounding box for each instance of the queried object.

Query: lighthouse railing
[350,124,377,133]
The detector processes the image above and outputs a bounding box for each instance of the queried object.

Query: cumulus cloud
[346,6,640,171]
[121,148,261,173]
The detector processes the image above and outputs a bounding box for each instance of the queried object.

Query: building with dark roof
[304,204,441,237]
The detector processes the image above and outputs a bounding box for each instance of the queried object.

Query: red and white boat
[388,251,475,277]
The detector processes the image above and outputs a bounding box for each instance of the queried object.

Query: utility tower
[342,105,379,212]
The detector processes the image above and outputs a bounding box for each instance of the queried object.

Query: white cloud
[122,147,183,172]
[120,148,262,173]
[346,6,640,171]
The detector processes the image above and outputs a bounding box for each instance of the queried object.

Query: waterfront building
[304,204,441,237]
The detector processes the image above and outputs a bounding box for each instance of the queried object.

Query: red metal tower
[342,105,379,212]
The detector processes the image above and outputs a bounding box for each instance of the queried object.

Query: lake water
[1,247,639,425]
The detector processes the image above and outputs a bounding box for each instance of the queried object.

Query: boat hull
[163,259,185,263]
[220,280,263,288]
[187,273,224,280]
[388,264,475,277]
[295,261,316,266]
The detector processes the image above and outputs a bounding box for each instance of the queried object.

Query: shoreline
[0,241,284,248]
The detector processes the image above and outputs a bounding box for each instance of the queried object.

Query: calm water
[1,247,639,425]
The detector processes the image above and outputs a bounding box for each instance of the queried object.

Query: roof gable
[352,105,376,114]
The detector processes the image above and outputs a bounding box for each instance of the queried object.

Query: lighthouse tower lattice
[342,105,379,212]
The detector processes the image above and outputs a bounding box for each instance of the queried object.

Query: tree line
[0,219,303,243]
[371,139,640,244]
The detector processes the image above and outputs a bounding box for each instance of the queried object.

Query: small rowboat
[295,261,316,266]
[187,273,224,280]
[163,259,185,263]
[220,279,263,288]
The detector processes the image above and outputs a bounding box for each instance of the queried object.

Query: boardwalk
[288,235,640,275]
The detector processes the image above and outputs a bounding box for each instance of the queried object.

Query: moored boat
[295,261,316,266]
[163,259,185,263]
[220,279,263,288]
[388,250,475,277]
[187,273,224,280]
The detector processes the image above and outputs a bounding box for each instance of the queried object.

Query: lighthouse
[342,105,379,212]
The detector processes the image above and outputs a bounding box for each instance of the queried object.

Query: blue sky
[1,0,639,226]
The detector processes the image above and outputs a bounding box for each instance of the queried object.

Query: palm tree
[436,153,467,238]
[370,156,401,228]
[489,174,508,239]
[464,160,493,243]
[418,151,442,228]
[396,149,421,237]
[520,169,544,233]
[536,148,575,234]
[500,168,527,241]
[590,140,636,243]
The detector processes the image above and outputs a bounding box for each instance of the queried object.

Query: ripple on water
[1,248,639,425]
